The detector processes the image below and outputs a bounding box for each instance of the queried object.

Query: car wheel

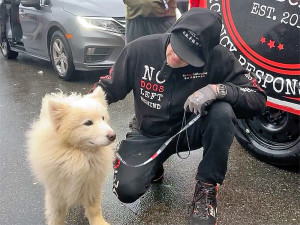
[0,40,18,59]
[50,31,76,81]
[235,107,300,169]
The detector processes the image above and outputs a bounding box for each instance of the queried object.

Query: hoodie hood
[169,8,222,67]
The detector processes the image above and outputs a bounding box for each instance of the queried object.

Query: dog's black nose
[107,133,116,142]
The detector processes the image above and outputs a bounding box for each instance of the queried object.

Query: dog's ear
[87,86,108,107]
[48,100,68,131]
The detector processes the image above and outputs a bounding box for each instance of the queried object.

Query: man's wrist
[210,84,217,93]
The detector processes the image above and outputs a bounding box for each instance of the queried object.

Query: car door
[19,1,47,57]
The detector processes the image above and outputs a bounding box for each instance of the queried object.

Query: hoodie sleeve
[92,44,135,105]
[207,45,267,119]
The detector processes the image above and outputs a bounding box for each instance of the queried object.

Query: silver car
[0,0,125,80]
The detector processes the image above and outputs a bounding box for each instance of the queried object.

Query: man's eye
[84,120,93,126]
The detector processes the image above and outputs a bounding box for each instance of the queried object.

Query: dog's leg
[45,191,67,225]
[85,196,110,225]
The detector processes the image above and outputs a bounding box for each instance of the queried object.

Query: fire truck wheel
[235,107,300,170]
[0,40,18,59]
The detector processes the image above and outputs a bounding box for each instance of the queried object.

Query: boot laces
[189,185,216,219]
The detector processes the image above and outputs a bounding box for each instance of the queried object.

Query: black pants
[125,16,176,43]
[113,101,237,203]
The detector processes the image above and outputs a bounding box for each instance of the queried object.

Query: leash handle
[116,114,201,167]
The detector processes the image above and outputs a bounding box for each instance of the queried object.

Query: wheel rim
[1,41,8,56]
[241,108,299,151]
[52,38,68,77]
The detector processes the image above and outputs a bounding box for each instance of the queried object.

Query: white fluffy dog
[27,87,115,225]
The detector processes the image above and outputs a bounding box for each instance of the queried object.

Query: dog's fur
[27,87,115,225]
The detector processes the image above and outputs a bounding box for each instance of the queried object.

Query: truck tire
[235,107,300,169]
[50,31,77,81]
[0,40,18,59]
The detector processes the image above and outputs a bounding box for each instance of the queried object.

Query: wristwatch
[216,84,227,99]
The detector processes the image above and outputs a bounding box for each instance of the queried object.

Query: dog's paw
[94,220,110,225]
[89,217,110,225]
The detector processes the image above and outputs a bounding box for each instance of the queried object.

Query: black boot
[189,181,218,225]
[151,166,164,184]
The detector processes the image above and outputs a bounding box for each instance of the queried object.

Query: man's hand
[184,84,217,115]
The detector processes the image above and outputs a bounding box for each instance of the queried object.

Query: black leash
[116,112,201,167]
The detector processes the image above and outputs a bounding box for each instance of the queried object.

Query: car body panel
[19,5,47,56]
[62,0,125,17]
[4,0,125,71]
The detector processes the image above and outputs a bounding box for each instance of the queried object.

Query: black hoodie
[96,10,267,137]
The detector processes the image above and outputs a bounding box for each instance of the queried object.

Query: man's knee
[113,179,148,203]
[208,101,236,125]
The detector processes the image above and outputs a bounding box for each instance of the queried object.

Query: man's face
[166,43,188,68]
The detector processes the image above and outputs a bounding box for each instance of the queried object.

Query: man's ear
[48,100,68,131]
[87,86,108,107]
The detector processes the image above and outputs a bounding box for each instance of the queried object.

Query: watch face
[217,84,227,98]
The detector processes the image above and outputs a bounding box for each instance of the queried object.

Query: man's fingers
[189,104,194,113]
[184,101,189,110]
[192,107,196,114]
[197,108,202,115]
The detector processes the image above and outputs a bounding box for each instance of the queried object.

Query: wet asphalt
[0,54,299,225]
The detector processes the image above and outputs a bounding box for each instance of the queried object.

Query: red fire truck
[190,0,299,168]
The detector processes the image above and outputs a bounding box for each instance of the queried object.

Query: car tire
[50,31,77,81]
[235,107,300,169]
[0,40,18,59]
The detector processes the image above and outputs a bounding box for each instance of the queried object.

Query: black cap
[170,8,222,67]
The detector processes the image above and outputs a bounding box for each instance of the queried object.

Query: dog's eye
[102,116,105,120]
[84,120,93,126]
